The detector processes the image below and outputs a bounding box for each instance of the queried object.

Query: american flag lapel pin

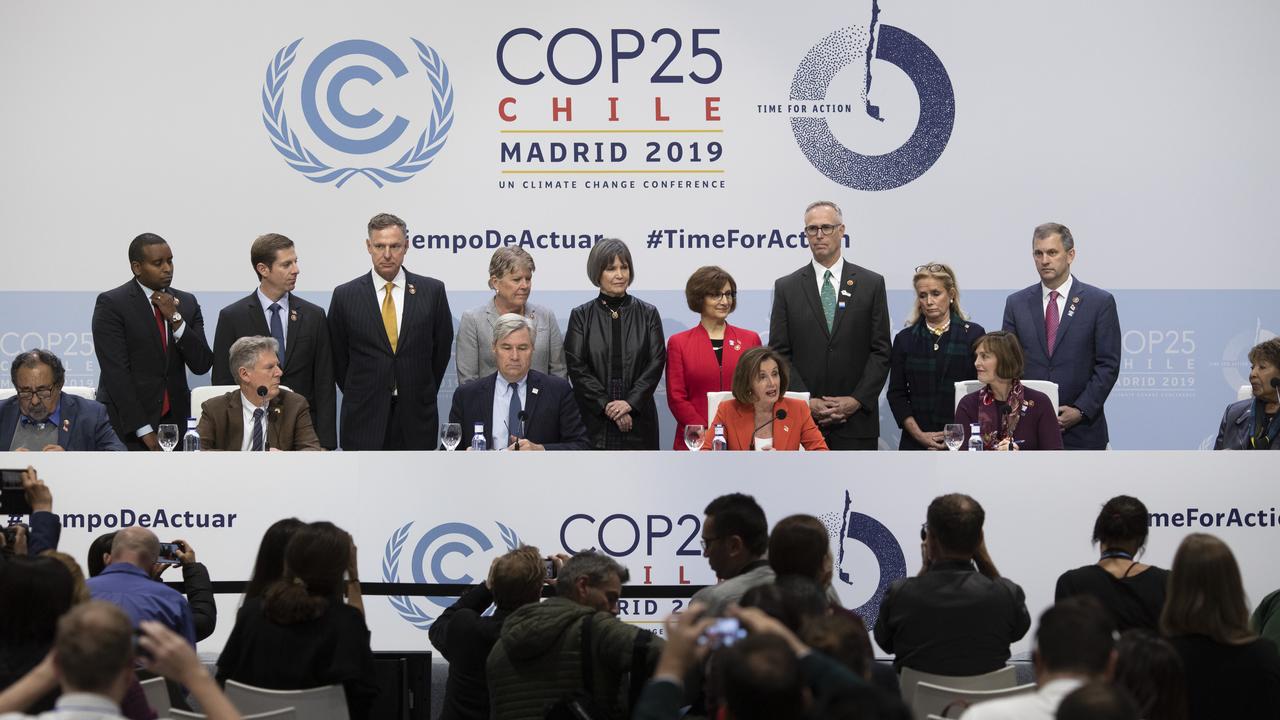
[408,284,417,295]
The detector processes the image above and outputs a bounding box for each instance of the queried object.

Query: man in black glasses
[1,349,124,451]
[769,200,891,450]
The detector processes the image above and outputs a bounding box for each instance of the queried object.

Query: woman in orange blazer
[665,266,762,450]
[705,346,828,451]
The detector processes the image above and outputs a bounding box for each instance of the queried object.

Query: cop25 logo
[262,38,454,187]
[382,520,523,630]
[833,490,907,626]
[791,12,955,191]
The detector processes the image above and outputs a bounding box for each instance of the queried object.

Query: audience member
[216,521,376,719]
[0,557,75,712]
[86,532,116,578]
[1161,533,1280,720]
[1054,682,1138,720]
[874,494,1030,675]
[242,518,305,601]
[486,550,663,720]
[1253,586,1280,651]
[85,527,196,644]
[740,576,830,635]
[429,546,548,720]
[197,336,322,451]
[1055,495,1169,632]
[0,604,239,720]
[1,350,124,451]
[84,531,214,642]
[691,493,774,614]
[1112,629,1187,720]
[39,552,90,605]
[962,597,1117,720]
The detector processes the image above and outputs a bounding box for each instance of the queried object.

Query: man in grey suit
[328,213,453,450]
[769,201,891,450]
[211,233,335,448]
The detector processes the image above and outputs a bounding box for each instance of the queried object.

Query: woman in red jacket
[665,266,762,449]
[705,346,828,451]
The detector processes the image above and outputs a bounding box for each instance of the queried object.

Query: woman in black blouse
[1055,495,1169,632]
[886,263,984,450]
[564,239,666,450]
[216,521,377,719]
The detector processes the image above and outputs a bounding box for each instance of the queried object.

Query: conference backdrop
[1,1,1277,449]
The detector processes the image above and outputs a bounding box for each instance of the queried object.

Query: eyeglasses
[707,291,737,301]
[915,264,948,274]
[15,386,56,400]
[700,536,722,551]
[803,224,842,237]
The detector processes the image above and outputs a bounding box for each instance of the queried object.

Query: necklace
[599,297,621,319]
[926,321,950,351]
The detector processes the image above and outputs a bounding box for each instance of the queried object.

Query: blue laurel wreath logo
[261,38,454,188]
[383,521,522,631]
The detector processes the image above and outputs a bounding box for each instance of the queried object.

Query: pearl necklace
[926,321,950,351]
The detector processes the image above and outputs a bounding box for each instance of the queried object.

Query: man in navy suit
[1002,223,1121,450]
[92,233,214,451]
[329,213,454,450]
[211,233,336,448]
[1,350,125,451]
[449,314,588,450]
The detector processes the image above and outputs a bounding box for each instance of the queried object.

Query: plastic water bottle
[966,423,983,452]
[182,417,200,452]
[711,424,728,451]
[471,423,488,451]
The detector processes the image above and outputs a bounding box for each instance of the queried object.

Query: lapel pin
[840,289,851,297]
[62,419,71,432]
[290,310,298,322]
[1072,296,1081,304]
[838,302,846,309]
[783,425,791,433]
[408,284,417,295]
[531,387,539,395]
[846,279,854,286]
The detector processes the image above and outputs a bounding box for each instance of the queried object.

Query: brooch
[62,419,71,432]
[727,339,742,351]
[783,425,790,433]
[408,284,417,295]
[846,279,854,286]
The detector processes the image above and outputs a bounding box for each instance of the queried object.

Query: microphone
[513,411,528,451]
[775,409,788,421]
[256,385,268,398]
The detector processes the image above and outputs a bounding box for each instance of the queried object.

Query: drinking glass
[684,425,706,451]
[943,424,964,451]
[158,424,179,452]
[440,423,462,451]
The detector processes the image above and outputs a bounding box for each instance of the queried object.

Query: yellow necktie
[381,282,398,353]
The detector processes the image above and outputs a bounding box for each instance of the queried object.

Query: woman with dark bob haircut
[1113,630,1188,720]
[1161,533,1280,720]
[703,347,827,451]
[1054,495,1170,632]
[953,331,1063,450]
[665,265,762,450]
[217,521,378,719]
[564,239,666,449]
[243,517,306,601]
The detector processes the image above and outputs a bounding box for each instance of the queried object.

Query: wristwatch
[169,312,183,326]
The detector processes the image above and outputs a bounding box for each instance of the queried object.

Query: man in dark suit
[92,233,214,451]
[449,314,588,451]
[2,350,125,451]
[329,212,453,450]
[1002,223,1121,450]
[211,233,336,448]
[196,336,321,451]
[769,201,891,450]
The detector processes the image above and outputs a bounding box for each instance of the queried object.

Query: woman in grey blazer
[455,247,566,385]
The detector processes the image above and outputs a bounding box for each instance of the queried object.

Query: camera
[698,617,747,650]
[544,557,557,579]
[157,542,183,565]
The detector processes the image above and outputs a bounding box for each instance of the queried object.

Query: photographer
[0,468,58,557]
[873,493,1030,676]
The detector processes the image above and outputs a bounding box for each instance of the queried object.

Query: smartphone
[157,542,183,565]
[544,558,557,579]
[0,469,32,516]
[698,617,747,649]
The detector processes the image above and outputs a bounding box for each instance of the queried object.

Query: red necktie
[154,305,171,417]
[1045,290,1061,357]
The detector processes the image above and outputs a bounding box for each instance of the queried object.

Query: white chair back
[0,389,13,401]
[139,677,171,718]
[224,680,348,720]
[170,709,297,719]
[912,681,1035,720]
[1239,384,1254,402]
[900,665,1016,710]
[705,390,810,426]
[953,380,1059,411]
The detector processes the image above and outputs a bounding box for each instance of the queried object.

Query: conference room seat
[912,680,1035,720]
[1239,384,1253,401]
[224,680,346,720]
[170,709,296,720]
[899,665,1017,710]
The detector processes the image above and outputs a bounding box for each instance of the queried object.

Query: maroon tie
[1045,290,1061,356]
[154,305,171,417]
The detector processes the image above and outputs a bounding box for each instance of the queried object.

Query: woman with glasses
[886,263,985,450]
[665,266,762,450]
[564,239,666,450]
[455,247,566,386]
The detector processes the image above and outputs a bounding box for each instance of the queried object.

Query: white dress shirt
[960,677,1084,720]
[1041,274,1074,319]
[811,255,848,297]
[257,287,289,350]
[492,374,528,449]
[0,690,126,719]
[370,268,406,341]
[240,392,269,451]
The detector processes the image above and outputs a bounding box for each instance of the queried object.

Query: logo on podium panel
[261,38,454,187]
[821,490,908,627]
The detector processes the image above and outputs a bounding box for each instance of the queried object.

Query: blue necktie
[507,381,523,443]
[268,302,286,367]
[250,408,265,451]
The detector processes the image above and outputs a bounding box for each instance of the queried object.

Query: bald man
[85,526,196,644]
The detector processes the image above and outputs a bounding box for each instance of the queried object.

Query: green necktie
[821,269,836,331]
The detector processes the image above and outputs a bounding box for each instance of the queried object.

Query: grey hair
[1033,222,1074,252]
[492,313,536,346]
[488,247,536,289]
[804,200,844,222]
[556,550,629,598]
[228,336,279,375]
[586,238,634,288]
[367,212,408,239]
